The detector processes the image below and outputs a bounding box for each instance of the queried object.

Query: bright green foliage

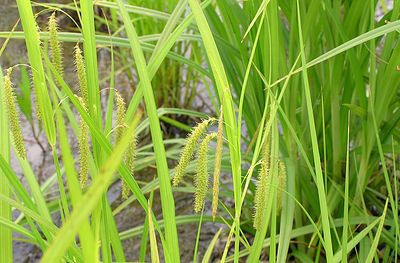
[0,0,399,262]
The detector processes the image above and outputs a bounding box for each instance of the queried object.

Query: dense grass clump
[0,0,399,262]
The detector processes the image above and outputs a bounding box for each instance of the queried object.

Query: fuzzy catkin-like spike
[32,23,42,121]
[74,45,88,106]
[212,108,223,221]
[173,118,216,186]
[114,91,135,199]
[194,133,217,213]
[253,131,272,230]
[122,134,137,199]
[115,91,127,144]
[261,131,271,172]
[4,68,26,159]
[32,75,42,121]
[277,160,287,211]
[253,161,270,230]
[78,98,89,188]
[48,12,63,78]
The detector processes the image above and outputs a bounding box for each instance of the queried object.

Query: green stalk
[0,66,12,262]
[341,113,351,263]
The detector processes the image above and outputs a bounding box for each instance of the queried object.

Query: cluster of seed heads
[115,92,137,199]
[173,117,216,186]
[3,68,26,159]
[49,13,90,189]
[173,115,224,215]
[253,132,287,230]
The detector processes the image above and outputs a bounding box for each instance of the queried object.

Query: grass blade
[202,228,223,263]
[365,199,389,263]
[0,66,12,262]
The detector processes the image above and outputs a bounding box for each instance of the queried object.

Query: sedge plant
[0,0,399,262]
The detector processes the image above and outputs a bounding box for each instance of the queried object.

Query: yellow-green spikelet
[122,133,137,199]
[212,108,223,220]
[78,98,89,188]
[115,91,127,143]
[48,12,63,78]
[4,68,26,159]
[114,92,136,199]
[194,132,217,213]
[173,118,216,186]
[75,45,90,188]
[74,45,88,106]
[34,23,43,121]
[253,131,271,230]
[277,160,287,211]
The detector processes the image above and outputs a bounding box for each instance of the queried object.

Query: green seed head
[277,160,287,211]
[115,91,127,144]
[48,12,63,78]
[33,75,42,121]
[173,117,216,186]
[261,130,271,173]
[253,131,272,230]
[122,132,137,200]
[74,45,88,106]
[194,132,217,213]
[113,91,136,200]
[4,68,26,159]
[253,160,271,230]
[212,108,223,220]
[78,98,89,188]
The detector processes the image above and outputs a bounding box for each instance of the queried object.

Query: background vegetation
[0,0,399,262]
